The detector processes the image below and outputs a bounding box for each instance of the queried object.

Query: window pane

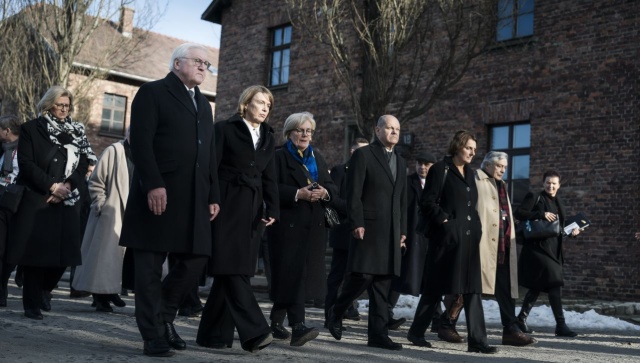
[496,18,514,41]
[282,49,290,67]
[115,96,126,108]
[511,155,530,179]
[101,109,111,120]
[283,25,292,44]
[513,124,530,148]
[114,110,124,122]
[518,0,534,14]
[491,126,509,149]
[103,94,113,105]
[516,13,534,37]
[273,28,282,46]
[271,68,281,86]
[511,179,531,205]
[272,51,281,68]
[282,64,289,84]
[498,0,514,18]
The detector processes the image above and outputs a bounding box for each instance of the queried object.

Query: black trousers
[133,249,207,341]
[410,291,488,346]
[197,275,270,347]
[270,301,305,325]
[388,289,400,318]
[324,247,349,319]
[21,266,66,310]
[333,273,392,340]
[0,208,15,302]
[495,261,518,328]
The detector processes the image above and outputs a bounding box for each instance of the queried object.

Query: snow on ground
[357,294,640,331]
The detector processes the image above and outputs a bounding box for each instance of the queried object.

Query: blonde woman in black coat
[515,170,580,337]
[8,86,96,320]
[267,112,334,347]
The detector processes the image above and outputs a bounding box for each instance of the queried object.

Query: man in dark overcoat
[119,43,220,357]
[326,115,407,351]
[324,138,369,322]
[386,152,438,329]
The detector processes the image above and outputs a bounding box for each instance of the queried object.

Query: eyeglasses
[181,57,212,68]
[53,103,70,110]
[294,128,315,136]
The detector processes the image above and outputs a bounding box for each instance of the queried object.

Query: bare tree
[0,0,165,122]
[287,0,499,138]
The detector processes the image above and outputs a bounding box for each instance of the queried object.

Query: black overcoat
[346,140,407,277]
[328,162,351,250]
[119,72,220,256]
[267,147,334,303]
[393,173,428,296]
[8,117,88,266]
[208,114,280,276]
[514,191,567,292]
[420,157,483,295]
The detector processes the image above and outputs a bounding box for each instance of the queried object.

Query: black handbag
[324,207,340,228]
[523,219,560,241]
[416,165,449,238]
[0,183,25,213]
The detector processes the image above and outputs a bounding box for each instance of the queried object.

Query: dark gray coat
[421,157,483,295]
[346,140,407,277]
[514,191,568,292]
[119,72,220,256]
[8,117,88,266]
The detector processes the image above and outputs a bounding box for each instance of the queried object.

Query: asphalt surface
[1,281,639,363]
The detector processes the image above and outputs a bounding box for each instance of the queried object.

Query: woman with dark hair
[514,170,580,337]
[197,85,279,353]
[407,130,497,354]
[267,111,335,347]
[7,85,96,319]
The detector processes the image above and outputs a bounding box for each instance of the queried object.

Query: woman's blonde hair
[237,85,274,119]
[37,85,74,114]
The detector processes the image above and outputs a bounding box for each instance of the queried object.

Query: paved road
[1,284,639,362]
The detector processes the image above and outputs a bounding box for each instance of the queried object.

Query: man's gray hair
[169,43,208,71]
[481,151,508,169]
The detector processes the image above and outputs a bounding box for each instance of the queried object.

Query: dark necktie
[188,89,197,111]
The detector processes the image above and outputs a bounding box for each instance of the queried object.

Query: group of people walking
[0,42,582,358]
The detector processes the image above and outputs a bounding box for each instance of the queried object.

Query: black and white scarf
[43,111,97,206]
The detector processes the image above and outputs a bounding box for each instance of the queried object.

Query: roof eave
[201,0,232,24]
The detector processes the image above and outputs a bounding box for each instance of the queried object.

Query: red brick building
[204,0,639,300]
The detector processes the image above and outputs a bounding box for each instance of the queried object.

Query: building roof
[201,0,231,25]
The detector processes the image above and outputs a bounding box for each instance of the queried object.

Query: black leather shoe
[40,292,52,312]
[164,322,187,350]
[271,321,291,340]
[95,300,113,313]
[290,322,319,347]
[108,294,126,307]
[438,325,465,343]
[555,323,578,337]
[197,340,231,349]
[516,316,533,333]
[24,308,43,320]
[468,342,498,354]
[388,317,406,330]
[406,332,432,347]
[242,332,273,353]
[69,288,91,298]
[143,338,174,357]
[326,307,343,340]
[367,336,402,351]
[343,307,361,321]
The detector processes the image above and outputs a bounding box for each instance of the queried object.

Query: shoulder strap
[435,165,449,204]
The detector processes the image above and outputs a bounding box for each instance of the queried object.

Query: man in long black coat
[326,115,407,351]
[119,43,220,357]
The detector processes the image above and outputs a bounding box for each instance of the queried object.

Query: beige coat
[475,169,518,298]
[73,141,129,294]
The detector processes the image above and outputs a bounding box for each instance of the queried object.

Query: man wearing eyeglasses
[119,43,220,357]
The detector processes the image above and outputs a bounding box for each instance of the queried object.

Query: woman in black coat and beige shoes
[267,112,335,347]
[196,85,279,353]
[407,130,497,354]
[8,85,96,320]
[514,170,580,338]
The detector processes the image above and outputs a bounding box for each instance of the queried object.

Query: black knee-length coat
[8,117,88,267]
[119,72,220,256]
[420,157,483,295]
[267,147,334,303]
[514,191,567,292]
[208,114,280,276]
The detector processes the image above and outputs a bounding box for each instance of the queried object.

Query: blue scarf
[285,140,318,182]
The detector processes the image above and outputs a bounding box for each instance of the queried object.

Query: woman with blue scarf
[267,112,335,347]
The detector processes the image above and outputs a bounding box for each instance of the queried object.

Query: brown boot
[437,324,464,343]
[502,326,537,346]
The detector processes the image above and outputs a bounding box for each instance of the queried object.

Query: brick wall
[214,0,639,299]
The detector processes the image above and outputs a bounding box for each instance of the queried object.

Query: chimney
[119,7,134,37]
